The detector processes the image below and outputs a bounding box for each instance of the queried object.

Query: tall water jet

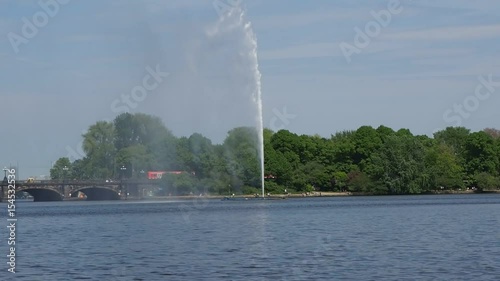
[243,13,265,198]
[206,6,265,197]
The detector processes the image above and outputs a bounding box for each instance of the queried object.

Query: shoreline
[5,190,499,203]
[120,190,500,201]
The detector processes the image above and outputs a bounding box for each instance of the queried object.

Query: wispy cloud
[260,42,339,60]
[0,18,14,34]
[63,35,108,43]
[142,0,206,14]
[253,8,365,30]
[259,40,405,61]
[12,56,54,68]
[385,24,500,41]
[413,0,500,14]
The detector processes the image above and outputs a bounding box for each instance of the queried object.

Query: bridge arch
[70,186,120,201]
[18,188,63,202]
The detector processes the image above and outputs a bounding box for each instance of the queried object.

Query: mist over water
[146,6,263,145]
[2,2,266,185]
[150,6,265,193]
[205,6,265,196]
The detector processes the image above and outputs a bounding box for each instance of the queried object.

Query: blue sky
[1,0,500,178]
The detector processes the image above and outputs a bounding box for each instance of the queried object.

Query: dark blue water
[3,194,500,280]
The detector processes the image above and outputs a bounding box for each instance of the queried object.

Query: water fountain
[207,6,265,197]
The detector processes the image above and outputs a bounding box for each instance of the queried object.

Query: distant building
[147,171,194,180]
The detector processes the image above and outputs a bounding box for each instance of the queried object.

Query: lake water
[4,194,500,280]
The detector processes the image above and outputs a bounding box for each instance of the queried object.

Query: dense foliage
[51,113,500,195]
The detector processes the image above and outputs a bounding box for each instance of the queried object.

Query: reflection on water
[246,205,270,267]
[9,194,500,280]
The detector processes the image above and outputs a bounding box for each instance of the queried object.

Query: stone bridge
[1,179,160,202]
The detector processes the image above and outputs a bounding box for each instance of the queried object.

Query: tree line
[50,113,500,195]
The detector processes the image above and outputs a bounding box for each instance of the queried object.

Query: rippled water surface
[6,194,500,280]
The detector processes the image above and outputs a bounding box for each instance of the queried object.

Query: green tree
[52,112,500,196]
[473,172,499,191]
[264,129,293,187]
[186,133,217,178]
[112,112,178,174]
[297,161,331,191]
[353,126,382,163]
[376,125,395,141]
[330,130,356,173]
[271,130,301,170]
[155,134,179,170]
[346,171,383,194]
[172,173,199,195]
[115,144,156,178]
[70,158,90,180]
[374,135,426,194]
[82,121,116,179]
[332,171,348,191]
[50,157,71,180]
[352,126,383,177]
[434,127,470,157]
[425,143,464,189]
[464,132,498,176]
[174,137,192,171]
[223,127,261,189]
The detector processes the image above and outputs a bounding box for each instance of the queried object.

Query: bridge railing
[10,179,156,186]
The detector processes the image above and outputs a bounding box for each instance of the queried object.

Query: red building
[147,171,186,179]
